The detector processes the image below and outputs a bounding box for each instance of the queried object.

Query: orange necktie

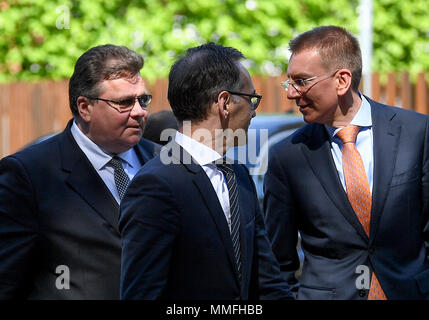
[337,125,387,300]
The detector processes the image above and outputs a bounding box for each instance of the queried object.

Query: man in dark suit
[0,44,159,299]
[119,43,293,300]
[264,25,429,300]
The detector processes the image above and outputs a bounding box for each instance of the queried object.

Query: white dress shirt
[324,93,374,193]
[71,120,142,203]
[174,131,233,229]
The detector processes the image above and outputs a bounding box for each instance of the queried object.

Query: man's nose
[286,84,301,100]
[129,101,147,118]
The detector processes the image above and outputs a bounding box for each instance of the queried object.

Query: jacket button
[359,289,367,297]
[369,246,376,254]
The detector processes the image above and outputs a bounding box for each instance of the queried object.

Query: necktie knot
[336,125,360,144]
[215,157,234,173]
[110,156,123,169]
[216,163,233,175]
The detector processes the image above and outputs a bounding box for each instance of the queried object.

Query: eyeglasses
[224,90,262,110]
[87,94,152,113]
[281,70,338,95]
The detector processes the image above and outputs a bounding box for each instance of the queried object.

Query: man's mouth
[127,124,142,131]
[298,103,310,109]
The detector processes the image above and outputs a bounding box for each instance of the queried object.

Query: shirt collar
[71,120,134,169]
[174,131,223,166]
[325,92,372,139]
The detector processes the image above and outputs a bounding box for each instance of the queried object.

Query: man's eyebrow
[287,73,312,79]
[113,96,134,102]
[116,93,147,101]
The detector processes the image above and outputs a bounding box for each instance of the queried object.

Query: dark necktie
[109,156,130,201]
[336,125,386,300]
[216,162,242,284]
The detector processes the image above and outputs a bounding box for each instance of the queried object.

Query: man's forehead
[287,49,324,76]
[237,63,255,90]
[102,74,143,86]
[98,74,146,95]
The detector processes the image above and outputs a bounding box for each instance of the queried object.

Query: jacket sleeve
[240,164,294,300]
[0,156,39,299]
[263,145,301,294]
[422,117,429,257]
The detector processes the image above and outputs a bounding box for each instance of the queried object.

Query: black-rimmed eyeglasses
[87,94,152,113]
[224,90,262,110]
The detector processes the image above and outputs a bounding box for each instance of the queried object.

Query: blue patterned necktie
[109,156,130,201]
[216,161,242,284]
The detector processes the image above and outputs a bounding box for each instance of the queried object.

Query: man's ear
[336,69,352,96]
[217,90,231,119]
[76,96,93,122]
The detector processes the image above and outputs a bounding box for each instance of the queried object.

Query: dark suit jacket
[119,141,293,300]
[264,98,429,299]
[0,120,160,299]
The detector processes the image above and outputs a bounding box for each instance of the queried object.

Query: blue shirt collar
[71,120,135,170]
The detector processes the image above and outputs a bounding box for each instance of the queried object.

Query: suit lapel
[369,99,400,242]
[301,124,369,241]
[134,142,149,165]
[60,121,120,234]
[168,141,241,287]
[133,138,159,165]
[192,169,241,285]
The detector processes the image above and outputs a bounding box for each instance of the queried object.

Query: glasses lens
[137,94,152,108]
[252,96,261,110]
[250,97,258,109]
[281,81,289,90]
[116,98,135,111]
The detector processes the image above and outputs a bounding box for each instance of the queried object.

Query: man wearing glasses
[264,26,429,299]
[0,45,159,299]
[119,43,292,300]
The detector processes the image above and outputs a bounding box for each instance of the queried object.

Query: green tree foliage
[0,0,427,83]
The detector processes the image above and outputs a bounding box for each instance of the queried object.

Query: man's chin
[301,110,315,124]
[124,133,143,147]
[302,116,311,123]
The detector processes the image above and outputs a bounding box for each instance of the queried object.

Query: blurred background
[0,0,428,157]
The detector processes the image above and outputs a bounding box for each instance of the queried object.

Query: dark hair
[69,44,144,117]
[167,42,245,123]
[289,26,362,91]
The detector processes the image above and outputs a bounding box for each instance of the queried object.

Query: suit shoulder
[395,107,429,125]
[133,153,183,180]
[372,100,429,124]
[1,133,61,165]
